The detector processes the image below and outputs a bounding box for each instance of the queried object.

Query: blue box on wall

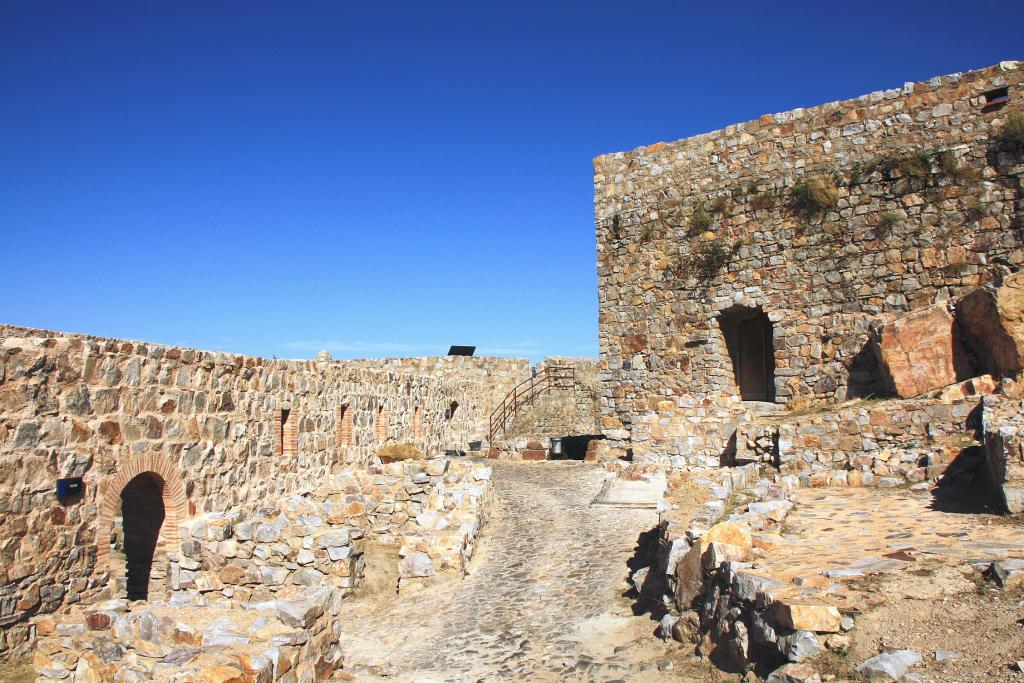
[56,477,84,499]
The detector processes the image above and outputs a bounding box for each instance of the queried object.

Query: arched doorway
[118,472,166,600]
[95,456,187,601]
[719,305,776,402]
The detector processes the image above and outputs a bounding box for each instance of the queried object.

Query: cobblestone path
[338,460,698,682]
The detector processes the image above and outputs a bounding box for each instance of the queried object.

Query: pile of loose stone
[631,434,1024,682]
[34,588,345,682]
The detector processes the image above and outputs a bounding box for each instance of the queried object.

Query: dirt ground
[815,560,1024,682]
[0,658,34,683]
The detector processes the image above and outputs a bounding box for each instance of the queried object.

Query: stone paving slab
[744,487,1024,611]
[592,472,667,508]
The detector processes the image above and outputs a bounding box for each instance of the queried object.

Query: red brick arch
[94,454,188,572]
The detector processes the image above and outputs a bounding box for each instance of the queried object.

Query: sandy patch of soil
[0,657,34,683]
[817,561,1024,682]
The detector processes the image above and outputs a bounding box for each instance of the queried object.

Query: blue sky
[2,2,1021,362]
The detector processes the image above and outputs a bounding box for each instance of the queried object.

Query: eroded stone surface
[872,304,960,398]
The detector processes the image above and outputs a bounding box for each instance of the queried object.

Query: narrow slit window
[280,408,298,455]
[412,406,422,439]
[336,404,352,447]
[375,405,389,443]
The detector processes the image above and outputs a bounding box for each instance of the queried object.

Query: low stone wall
[646,468,848,671]
[983,399,1024,514]
[31,456,492,680]
[734,394,983,486]
[174,503,365,603]
[170,457,492,600]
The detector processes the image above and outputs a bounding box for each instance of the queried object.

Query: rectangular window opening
[984,87,1009,107]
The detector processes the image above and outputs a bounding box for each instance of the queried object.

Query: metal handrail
[488,366,575,442]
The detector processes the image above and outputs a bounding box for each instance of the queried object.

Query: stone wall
[345,355,532,445]
[0,324,497,657]
[595,61,1024,463]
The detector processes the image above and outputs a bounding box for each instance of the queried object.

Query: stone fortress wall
[594,61,1024,464]
[0,324,525,658]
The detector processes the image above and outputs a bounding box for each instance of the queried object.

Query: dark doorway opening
[120,472,165,600]
[720,305,776,402]
[553,434,604,460]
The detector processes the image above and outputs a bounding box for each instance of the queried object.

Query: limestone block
[399,552,435,578]
[778,629,821,662]
[314,529,351,548]
[703,542,748,569]
[202,663,247,683]
[872,305,960,397]
[854,649,922,681]
[773,603,842,633]
[276,599,324,629]
[258,565,288,586]
[705,521,752,556]
[731,571,780,606]
[766,663,822,683]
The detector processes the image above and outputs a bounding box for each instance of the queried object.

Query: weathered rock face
[594,61,1024,464]
[997,273,1024,368]
[956,271,1024,378]
[855,649,922,681]
[871,304,960,398]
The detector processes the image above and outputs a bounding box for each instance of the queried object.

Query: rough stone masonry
[0,323,529,660]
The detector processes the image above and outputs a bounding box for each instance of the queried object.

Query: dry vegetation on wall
[377,443,426,462]
[789,176,838,218]
[996,111,1024,153]
[673,237,744,283]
